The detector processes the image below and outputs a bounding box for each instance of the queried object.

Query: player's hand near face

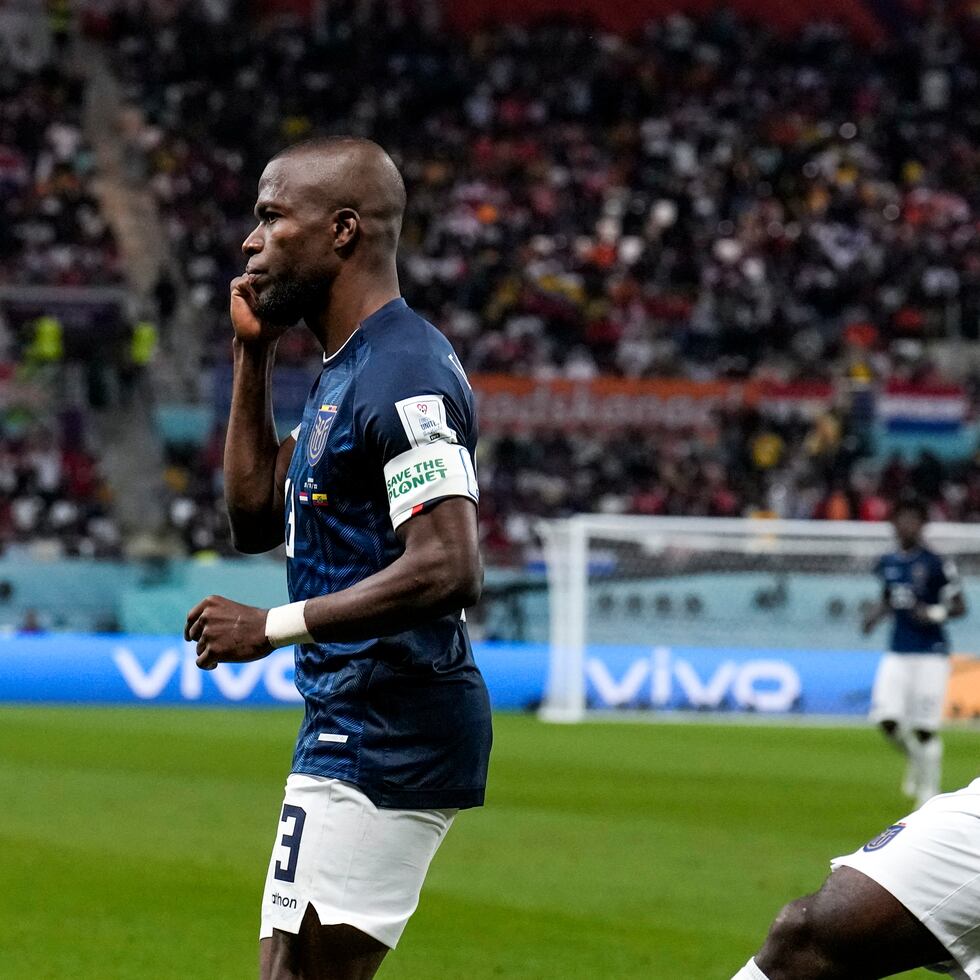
[230,276,292,345]
[185,595,273,670]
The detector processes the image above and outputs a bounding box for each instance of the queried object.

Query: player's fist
[229,276,290,345]
[184,594,273,670]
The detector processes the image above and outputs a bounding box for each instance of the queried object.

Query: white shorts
[831,779,980,979]
[259,774,456,948]
[869,653,951,731]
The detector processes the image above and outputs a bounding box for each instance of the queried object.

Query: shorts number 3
[273,803,306,883]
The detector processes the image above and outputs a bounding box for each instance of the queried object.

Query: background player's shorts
[259,774,456,948]
[869,653,951,731]
[831,779,980,980]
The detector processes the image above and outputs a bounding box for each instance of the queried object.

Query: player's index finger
[230,276,258,304]
[184,599,208,638]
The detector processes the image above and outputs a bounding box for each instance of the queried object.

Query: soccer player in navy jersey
[184,137,492,980]
[861,497,966,807]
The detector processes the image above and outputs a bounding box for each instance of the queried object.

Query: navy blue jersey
[874,547,961,654]
[283,298,491,809]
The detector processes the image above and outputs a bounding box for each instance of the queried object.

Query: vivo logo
[112,644,302,702]
[586,647,802,712]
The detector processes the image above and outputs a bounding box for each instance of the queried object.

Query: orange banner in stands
[470,375,833,433]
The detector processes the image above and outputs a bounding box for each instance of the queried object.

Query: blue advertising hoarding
[0,634,880,715]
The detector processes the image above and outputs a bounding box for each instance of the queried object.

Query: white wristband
[265,601,313,648]
[925,604,949,624]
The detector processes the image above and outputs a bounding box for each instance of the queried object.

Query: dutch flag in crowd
[878,381,967,433]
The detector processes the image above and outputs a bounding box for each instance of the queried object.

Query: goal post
[535,516,980,722]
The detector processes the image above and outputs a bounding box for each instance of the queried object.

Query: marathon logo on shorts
[308,404,338,467]
[270,891,298,910]
[862,822,906,852]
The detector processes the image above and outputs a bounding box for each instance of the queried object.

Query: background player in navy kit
[183,137,492,980]
[861,497,965,806]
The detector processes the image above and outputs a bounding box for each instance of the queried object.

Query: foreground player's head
[892,497,927,549]
[242,136,406,326]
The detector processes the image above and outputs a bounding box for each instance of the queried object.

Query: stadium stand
[7,0,980,581]
[0,402,122,561]
[73,1,980,561]
[0,47,122,287]
[103,3,980,377]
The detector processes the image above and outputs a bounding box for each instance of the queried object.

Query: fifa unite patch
[308,404,338,466]
[862,823,906,852]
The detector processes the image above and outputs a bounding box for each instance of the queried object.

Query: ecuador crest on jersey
[862,823,906,852]
[308,404,338,467]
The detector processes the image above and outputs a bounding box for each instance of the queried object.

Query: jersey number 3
[284,478,296,558]
[273,803,306,882]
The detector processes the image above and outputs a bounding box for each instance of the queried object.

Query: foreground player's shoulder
[357,305,474,423]
[366,302,469,378]
[353,304,478,525]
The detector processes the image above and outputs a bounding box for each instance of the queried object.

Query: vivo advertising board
[0,635,879,715]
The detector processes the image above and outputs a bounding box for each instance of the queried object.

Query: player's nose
[242,226,263,255]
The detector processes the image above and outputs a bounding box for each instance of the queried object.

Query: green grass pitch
[2,707,976,979]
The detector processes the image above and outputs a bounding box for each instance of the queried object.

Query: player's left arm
[942,557,967,620]
[186,352,482,669]
[913,557,967,624]
[296,496,481,642]
[184,497,479,668]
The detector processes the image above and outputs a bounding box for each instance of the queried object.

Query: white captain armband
[384,441,478,529]
[265,600,313,648]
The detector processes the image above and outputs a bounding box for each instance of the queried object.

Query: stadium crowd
[86,1,980,558]
[100,2,980,382]
[0,46,122,287]
[7,3,980,562]
[0,406,122,559]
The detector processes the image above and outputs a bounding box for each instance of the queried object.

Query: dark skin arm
[184,497,481,670]
[861,587,891,635]
[223,277,294,554]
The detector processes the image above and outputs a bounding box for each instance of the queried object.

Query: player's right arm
[862,556,891,635]
[223,276,294,554]
[861,589,891,635]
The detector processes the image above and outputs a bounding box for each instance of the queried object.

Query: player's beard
[254,272,330,327]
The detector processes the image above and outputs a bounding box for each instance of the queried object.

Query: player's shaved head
[268,136,406,256]
[243,136,406,332]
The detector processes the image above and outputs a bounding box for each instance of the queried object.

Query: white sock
[912,736,943,807]
[732,957,770,980]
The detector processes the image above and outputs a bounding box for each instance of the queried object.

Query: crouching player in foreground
[733,779,980,980]
[184,137,491,979]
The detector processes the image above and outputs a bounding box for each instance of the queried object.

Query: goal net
[536,516,980,722]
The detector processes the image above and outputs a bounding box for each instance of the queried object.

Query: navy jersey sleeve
[353,353,479,529]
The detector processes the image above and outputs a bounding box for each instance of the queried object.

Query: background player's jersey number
[284,478,296,558]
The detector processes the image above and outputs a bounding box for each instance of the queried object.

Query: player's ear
[332,208,360,253]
